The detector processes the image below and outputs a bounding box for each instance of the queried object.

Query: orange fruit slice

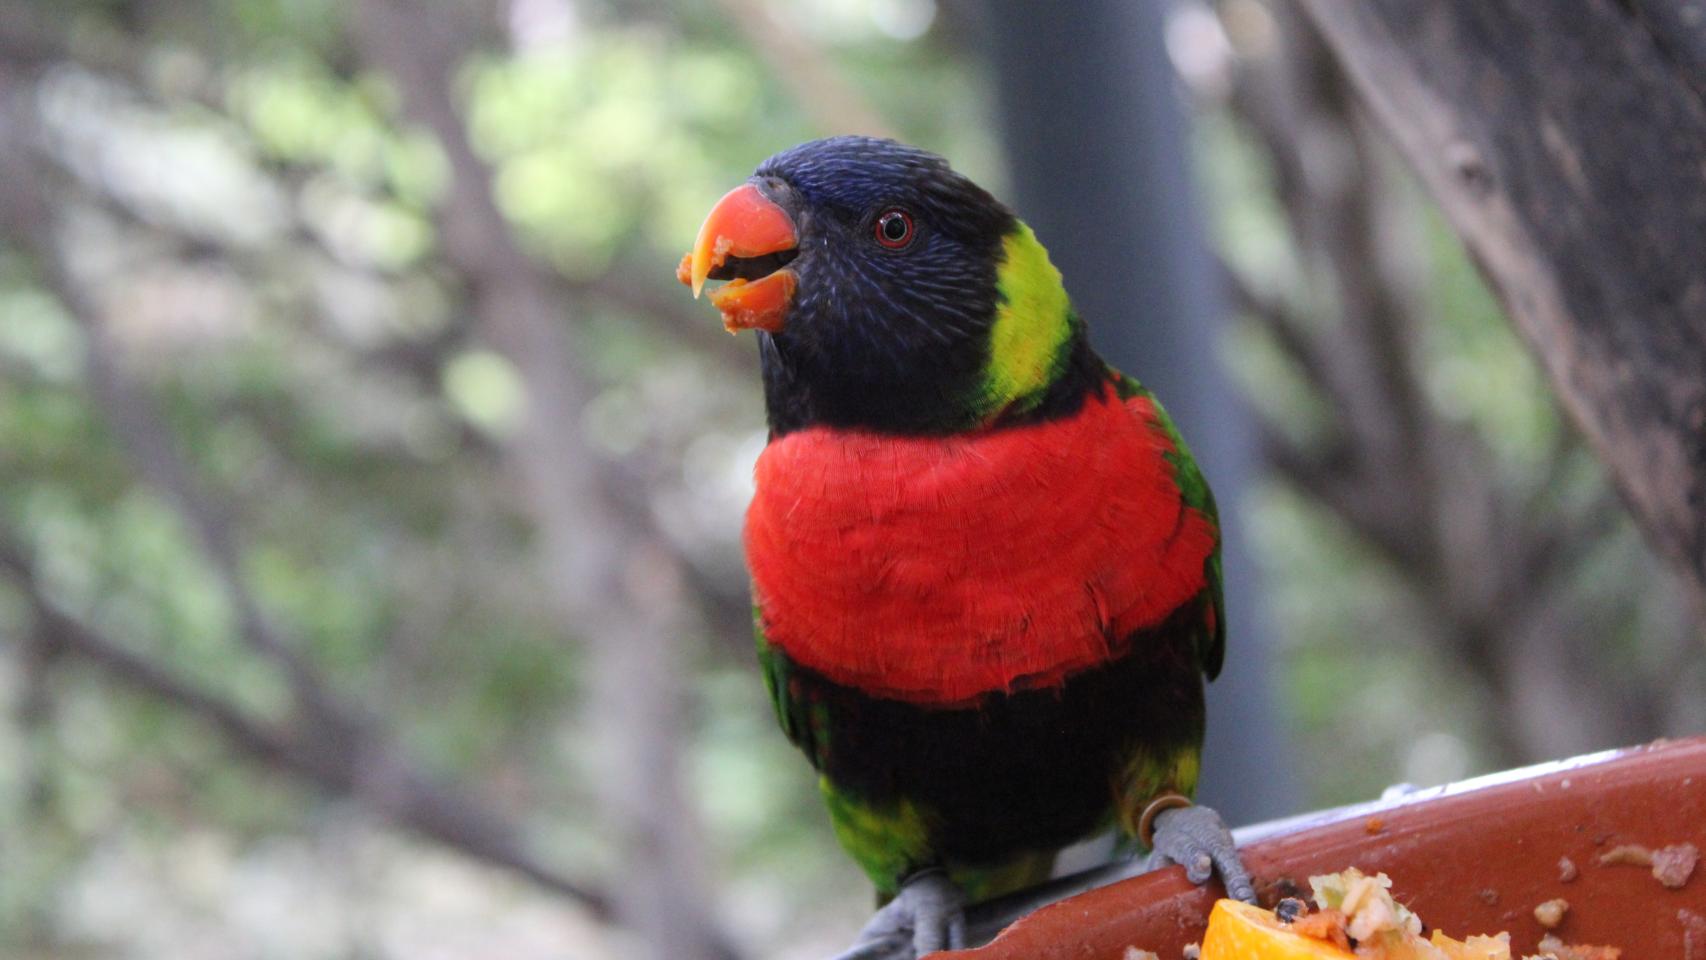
[1200,900,1355,960]
[1199,899,1515,960]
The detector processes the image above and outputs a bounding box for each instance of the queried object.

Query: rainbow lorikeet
[680,137,1253,958]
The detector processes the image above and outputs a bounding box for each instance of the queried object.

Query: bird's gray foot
[830,868,967,960]
[1144,803,1256,903]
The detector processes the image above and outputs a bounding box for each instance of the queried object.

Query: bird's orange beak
[676,183,798,334]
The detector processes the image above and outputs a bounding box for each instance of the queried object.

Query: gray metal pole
[982,0,1301,825]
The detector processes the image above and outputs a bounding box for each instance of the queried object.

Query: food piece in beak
[681,182,799,333]
[708,270,796,334]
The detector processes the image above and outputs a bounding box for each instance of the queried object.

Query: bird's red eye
[874,208,914,248]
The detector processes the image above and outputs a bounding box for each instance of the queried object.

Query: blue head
[686,137,1094,434]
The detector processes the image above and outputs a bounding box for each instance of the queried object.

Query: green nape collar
[976,221,1078,418]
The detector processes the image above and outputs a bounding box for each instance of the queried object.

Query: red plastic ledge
[944,737,1706,960]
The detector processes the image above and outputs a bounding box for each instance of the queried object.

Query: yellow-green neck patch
[979,221,1077,416]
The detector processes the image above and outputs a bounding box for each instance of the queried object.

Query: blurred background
[0,0,1700,958]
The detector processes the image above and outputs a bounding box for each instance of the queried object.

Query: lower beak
[706,270,797,334]
[676,182,799,334]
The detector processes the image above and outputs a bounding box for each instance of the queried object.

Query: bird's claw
[831,868,967,960]
[1145,804,1256,903]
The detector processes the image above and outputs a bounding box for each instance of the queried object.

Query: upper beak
[677,182,799,333]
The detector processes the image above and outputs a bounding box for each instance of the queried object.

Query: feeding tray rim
[946,736,1706,960]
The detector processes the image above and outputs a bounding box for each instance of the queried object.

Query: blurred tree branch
[0,1,748,371]
[352,1,736,957]
[0,65,626,922]
[1293,0,1706,618]
[0,1,757,658]
[0,535,617,918]
[0,67,345,741]
[1216,0,1691,762]
[0,4,748,952]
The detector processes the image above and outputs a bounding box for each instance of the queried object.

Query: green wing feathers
[755,611,832,767]
[1114,371,1226,681]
